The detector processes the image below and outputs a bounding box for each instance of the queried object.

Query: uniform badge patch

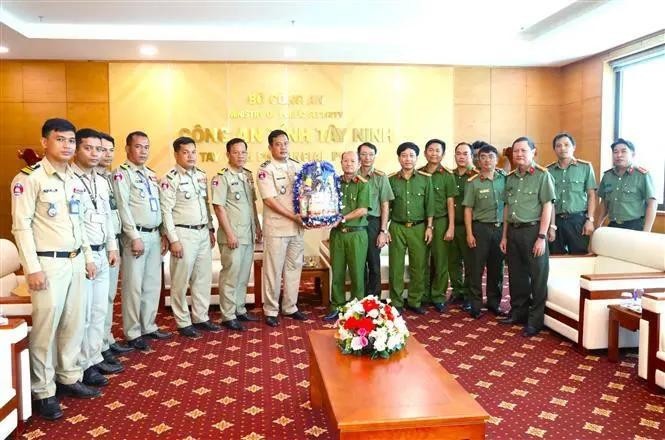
[160,181,170,190]
[258,170,267,180]
[113,172,123,181]
[12,183,24,196]
[212,179,219,187]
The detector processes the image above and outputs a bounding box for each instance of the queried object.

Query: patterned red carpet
[20,290,665,440]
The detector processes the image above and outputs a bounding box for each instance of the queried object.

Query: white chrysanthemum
[367,308,379,319]
[350,336,364,351]
[387,334,402,350]
[351,301,365,315]
[373,338,386,352]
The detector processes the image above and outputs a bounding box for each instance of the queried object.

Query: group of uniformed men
[10,118,657,421]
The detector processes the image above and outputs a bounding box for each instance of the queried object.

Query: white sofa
[639,291,665,392]
[546,227,665,351]
[0,319,30,438]
[0,239,31,325]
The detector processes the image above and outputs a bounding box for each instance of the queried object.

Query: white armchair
[546,228,665,351]
[0,319,30,438]
[0,239,31,324]
[639,292,665,392]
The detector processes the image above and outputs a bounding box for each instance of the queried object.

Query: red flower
[343,316,375,333]
[384,306,394,321]
[362,299,380,313]
[357,317,375,333]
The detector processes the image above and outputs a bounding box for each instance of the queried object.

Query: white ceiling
[0,0,663,66]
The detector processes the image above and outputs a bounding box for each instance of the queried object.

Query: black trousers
[506,224,549,329]
[469,222,504,313]
[549,213,589,254]
[608,217,644,231]
[364,215,382,296]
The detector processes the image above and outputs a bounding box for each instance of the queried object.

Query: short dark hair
[99,132,115,145]
[226,137,248,152]
[425,138,446,154]
[512,136,535,150]
[552,132,576,149]
[173,136,196,152]
[268,129,289,145]
[478,144,499,158]
[75,128,101,148]
[357,142,377,154]
[610,138,635,152]
[42,118,76,138]
[126,131,149,146]
[455,142,472,153]
[397,142,419,156]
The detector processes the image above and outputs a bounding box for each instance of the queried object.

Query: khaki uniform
[357,168,394,297]
[159,165,214,329]
[256,158,304,317]
[547,158,596,254]
[72,163,117,370]
[388,170,434,308]
[112,161,162,340]
[211,167,258,321]
[598,165,656,231]
[504,163,556,330]
[11,158,94,399]
[97,167,122,352]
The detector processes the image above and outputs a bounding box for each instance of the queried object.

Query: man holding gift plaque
[324,151,370,321]
[388,142,434,314]
[257,130,307,327]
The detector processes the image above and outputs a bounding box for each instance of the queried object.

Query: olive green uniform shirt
[547,158,596,214]
[389,170,434,222]
[339,176,370,227]
[452,167,477,223]
[598,165,656,222]
[358,167,394,217]
[463,170,506,223]
[418,165,458,218]
[504,163,556,223]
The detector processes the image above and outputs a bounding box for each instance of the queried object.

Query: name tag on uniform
[149,197,159,212]
[91,213,106,224]
[69,199,80,214]
[479,189,490,193]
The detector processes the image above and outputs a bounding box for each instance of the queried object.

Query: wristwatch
[380,229,387,233]
[548,224,557,231]
[537,233,547,240]
[585,216,594,222]
[426,225,434,230]
[341,217,347,224]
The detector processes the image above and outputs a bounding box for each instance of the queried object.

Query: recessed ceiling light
[0,46,9,54]
[139,45,158,57]
[283,46,296,58]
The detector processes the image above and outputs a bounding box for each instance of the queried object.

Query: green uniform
[547,158,596,254]
[388,170,434,308]
[358,168,394,297]
[211,167,258,321]
[504,163,555,330]
[449,167,477,301]
[418,165,457,305]
[598,165,655,231]
[463,170,505,314]
[329,176,370,310]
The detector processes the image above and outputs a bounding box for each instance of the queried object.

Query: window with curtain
[612,46,665,210]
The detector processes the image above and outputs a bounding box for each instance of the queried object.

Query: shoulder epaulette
[535,164,548,172]
[259,160,270,168]
[146,166,155,173]
[120,163,130,170]
[196,167,205,173]
[217,168,228,176]
[373,169,385,176]
[355,175,368,183]
[546,161,557,168]
[388,171,398,178]
[496,168,507,176]
[168,169,177,175]
[467,173,480,182]
[508,169,517,176]
[465,168,478,176]
[288,158,300,164]
[444,167,455,174]
[603,168,613,174]
[417,170,432,177]
[242,167,253,174]
[576,159,591,165]
[20,163,40,175]
[637,166,648,174]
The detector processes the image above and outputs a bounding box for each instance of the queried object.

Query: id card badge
[69,199,80,215]
[149,197,159,212]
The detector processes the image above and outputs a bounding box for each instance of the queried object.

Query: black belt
[392,220,424,228]
[136,226,159,232]
[556,212,585,219]
[175,224,207,230]
[37,248,81,259]
[335,226,367,233]
[115,234,121,240]
[509,221,539,229]
[367,215,380,220]
[474,221,502,228]
[90,244,105,251]
[611,217,643,225]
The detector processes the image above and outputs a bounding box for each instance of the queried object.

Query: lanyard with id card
[138,170,159,212]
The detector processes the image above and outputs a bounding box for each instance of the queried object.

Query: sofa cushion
[591,227,665,271]
[593,256,656,274]
[546,278,580,317]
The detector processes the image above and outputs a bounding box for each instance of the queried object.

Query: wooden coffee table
[607,304,641,362]
[308,330,489,439]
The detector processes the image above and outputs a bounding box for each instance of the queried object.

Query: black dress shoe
[109,342,134,354]
[194,321,221,332]
[498,317,525,325]
[523,326,541,337]
[178,325,201,338]
[95,360,124,374]
[470,309,484,319]
[237,313,260,322]
[34,396,63,421]
[145,329,172,340]
[284,310,307,321]
[56,381,101,399]
[433,302,447,313]
[101,350,121,366]
[487,306,508,317]
[83,367,109,387]
[323,310,340,321]
[461,302,472,312]
[405,304,426,315]
[265,316,279,327]
[127,337,150,351]
[222,319,245,331]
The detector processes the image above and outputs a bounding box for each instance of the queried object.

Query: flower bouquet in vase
[293,161,342,228]
[335,295,410,359]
